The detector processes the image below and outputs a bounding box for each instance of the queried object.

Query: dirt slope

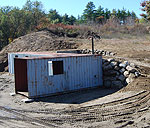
[0,70,150,128]
[0,30,80,71]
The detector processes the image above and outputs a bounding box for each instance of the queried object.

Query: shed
[14,53,103,98]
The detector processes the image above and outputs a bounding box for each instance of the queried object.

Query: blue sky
[0,0,143,17]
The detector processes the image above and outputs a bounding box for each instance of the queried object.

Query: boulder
[112,81,123,88]
[87,49,91,53]
[110,61,118,67]
[124,71,129,77]
[119,68,125,74]
[126,73,135,84]
[102,51,106,56]
[108,58,115,62]
[104,80,111,88]
[118,75,126,81]
[103,61,110,67]
[103,64,113,71]
[114,66,120,71]
[123,61,129,66]
[130,63,136,68]
[110,52,115,56]
[119,63,127,68]
[102,59,107,64]
[98,51,102,55]
[135,72,141,77]
[104,70,119,76]
[106,51,110,56]
[126,65,136,73]
[126,77,133,84]
[104,77,117,81]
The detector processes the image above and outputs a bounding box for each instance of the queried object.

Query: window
[48,61,64,76]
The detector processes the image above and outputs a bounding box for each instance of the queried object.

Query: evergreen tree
[62,14,69,24]
[69,15,76,25]
[131,11,137,19]
[127,10,131,17]
[120,8,127,23]
[95,6,105,23]
[48,9,62,24]
[83,1,96,22]
[23,0,33,11]
[116,9,122,19]
[104,8,111,19]
[111,9,117,16]
[96,6,105,17]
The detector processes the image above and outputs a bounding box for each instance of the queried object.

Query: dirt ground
[0,33,150,127]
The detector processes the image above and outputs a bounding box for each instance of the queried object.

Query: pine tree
[83,1,96,22]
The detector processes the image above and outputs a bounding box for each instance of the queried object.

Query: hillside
[0,30,80,71]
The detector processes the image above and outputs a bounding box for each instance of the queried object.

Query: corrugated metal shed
[14,54,103,98]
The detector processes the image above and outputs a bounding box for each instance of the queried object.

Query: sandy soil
[0,36,150,128]
[0,72,150,128]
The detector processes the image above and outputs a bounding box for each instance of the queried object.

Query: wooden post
[92,37,94,54]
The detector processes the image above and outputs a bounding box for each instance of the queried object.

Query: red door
[14,58,28,93]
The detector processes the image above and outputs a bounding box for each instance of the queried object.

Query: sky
[0,0,144,17]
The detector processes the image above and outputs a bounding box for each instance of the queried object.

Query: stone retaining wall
[80,49,116,56]
[103,58,141,88]
[57,49,116,57]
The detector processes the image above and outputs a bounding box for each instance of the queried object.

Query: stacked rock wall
[57,49,117,56]
[103,58,141,88]
[80,49,116,56]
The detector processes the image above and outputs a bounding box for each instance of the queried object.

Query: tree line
[79,2,137,24]
[0,0,137,49]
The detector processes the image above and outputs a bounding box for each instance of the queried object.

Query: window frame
[48,60,64,76]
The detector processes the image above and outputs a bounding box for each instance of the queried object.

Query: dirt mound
[84,31,101,39]
[0,30,79,71]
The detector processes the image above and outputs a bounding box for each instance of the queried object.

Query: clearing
[0,30,150,128]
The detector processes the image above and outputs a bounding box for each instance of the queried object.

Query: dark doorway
[14,58,28,93]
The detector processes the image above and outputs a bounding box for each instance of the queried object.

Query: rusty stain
[44,76,48,82]
[48,82,53,86]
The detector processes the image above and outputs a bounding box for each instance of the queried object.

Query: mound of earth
[0,30,80,72]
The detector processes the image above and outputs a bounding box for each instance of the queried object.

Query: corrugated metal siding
[27,55,103,98]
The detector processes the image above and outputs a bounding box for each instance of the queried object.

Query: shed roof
[9,51,54,55]
[12,52,101,60]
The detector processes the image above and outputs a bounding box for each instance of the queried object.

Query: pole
[92,37,94,54]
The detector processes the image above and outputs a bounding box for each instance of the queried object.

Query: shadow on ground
[34,87,120,104]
